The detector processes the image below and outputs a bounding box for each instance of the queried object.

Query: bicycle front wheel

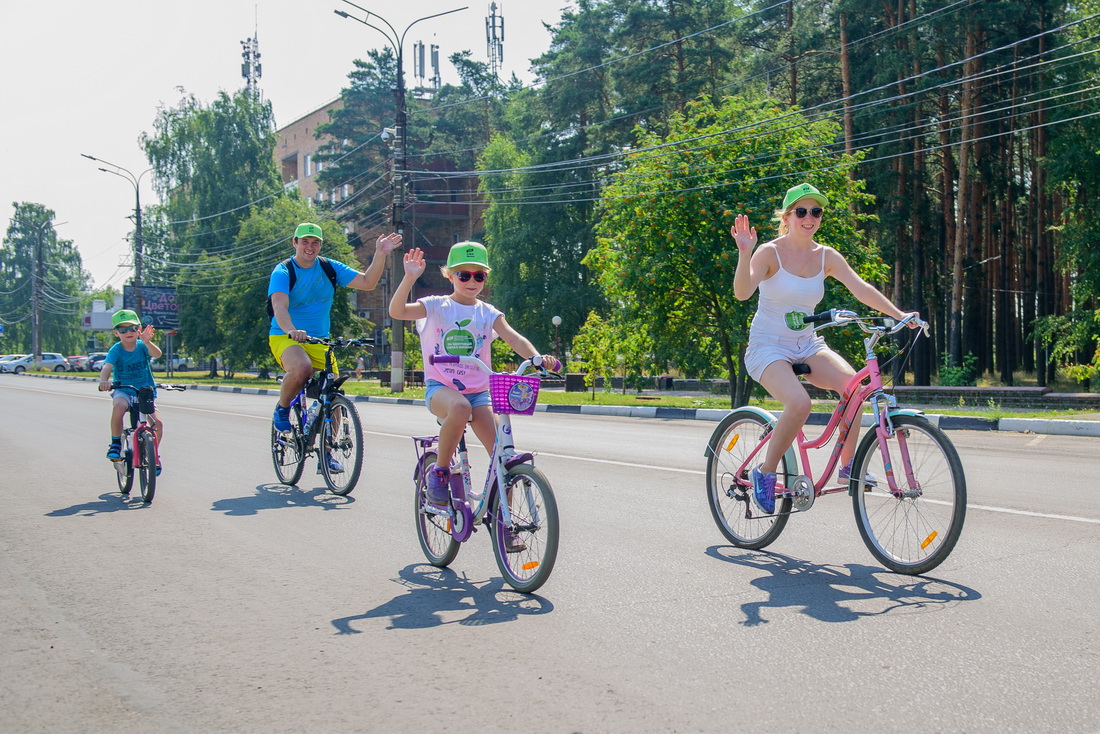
[851,414,966,575]
[321,395,364,496]
[414,451,460,567]
[115,445,134,496]
[705,410,792,549]
[137,431,157,504]
[491,464,559,594]
[271,404,306,486]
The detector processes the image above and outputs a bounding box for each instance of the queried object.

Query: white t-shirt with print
[416,295,502,393]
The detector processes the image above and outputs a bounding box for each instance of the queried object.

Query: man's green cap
[294,222,324,241]
[782,183,829,210]
[447,241,491,271]
[112,309,141,328]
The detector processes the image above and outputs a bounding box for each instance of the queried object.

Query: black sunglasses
[455,271,487,283]
[793,207,824,219]
[115,325,140,333]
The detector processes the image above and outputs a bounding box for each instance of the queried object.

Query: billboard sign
[124,285,180,329]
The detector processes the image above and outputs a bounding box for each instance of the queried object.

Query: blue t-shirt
[105,341,155,389]
[267,257,358,337]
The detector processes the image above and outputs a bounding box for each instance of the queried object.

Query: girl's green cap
[447,241,491,271]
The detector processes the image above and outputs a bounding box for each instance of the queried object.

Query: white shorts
[745,332,830,382]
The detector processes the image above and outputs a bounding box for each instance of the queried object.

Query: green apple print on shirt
[443,319,476,355]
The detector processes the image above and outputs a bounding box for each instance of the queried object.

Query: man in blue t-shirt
[268,222,401,437]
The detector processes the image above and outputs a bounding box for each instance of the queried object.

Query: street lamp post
[335,3,466,393]
[81,154,153,318]
[552,315,562,359]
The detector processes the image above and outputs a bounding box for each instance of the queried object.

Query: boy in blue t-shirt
[98,309,163,465]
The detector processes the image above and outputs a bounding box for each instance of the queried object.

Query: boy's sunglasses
[455,271,487,283]
[793,207,824,219]
[116,325,140,333]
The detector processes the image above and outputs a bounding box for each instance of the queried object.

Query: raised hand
[403,247,427,278]
[376,232,402,255]
[731,214,757,254]
[138,324,156,342]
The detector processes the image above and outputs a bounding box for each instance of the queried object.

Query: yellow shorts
[268,336,338,372]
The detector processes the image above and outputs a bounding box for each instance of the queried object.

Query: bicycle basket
[489,373,541,415]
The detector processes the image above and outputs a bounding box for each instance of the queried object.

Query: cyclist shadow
[46,492,154,517]
[706,545,981,626]
[331,564,554,633]
[211,483,355,516]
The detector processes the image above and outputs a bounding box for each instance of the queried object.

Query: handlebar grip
[802,310,834,325]
[428,355,460,364]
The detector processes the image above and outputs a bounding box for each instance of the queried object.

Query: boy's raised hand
[403,247,427,278]
[138,324,155,341]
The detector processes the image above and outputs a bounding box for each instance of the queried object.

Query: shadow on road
[46,492,154,516]
[211,483,355,516]
[706,545,981,626]
[331,564,554,633]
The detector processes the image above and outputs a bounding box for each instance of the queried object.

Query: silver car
[1,353,70,373]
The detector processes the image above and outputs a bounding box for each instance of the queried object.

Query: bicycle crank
[786,474,815,512]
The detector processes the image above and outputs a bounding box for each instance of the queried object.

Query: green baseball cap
[782,183,829,210]
[447,241,491,271]
[294,222,324,241]
[112,309,141,327]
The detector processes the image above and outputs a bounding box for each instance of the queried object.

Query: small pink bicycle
[705,310,966,575]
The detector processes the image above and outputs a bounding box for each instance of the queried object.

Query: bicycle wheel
[320,395,364,496]
[851,414,966,575]
[491,464,559,594]
[271,403,306,485]
[705,410,793,549]
[414,451,460,567]
[137,431,157,504]
[115,442,134,496]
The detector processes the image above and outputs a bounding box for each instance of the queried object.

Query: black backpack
[266,257,339,318]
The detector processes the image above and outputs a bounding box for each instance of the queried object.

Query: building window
[305,155,312,177]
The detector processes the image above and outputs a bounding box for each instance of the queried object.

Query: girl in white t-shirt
[389,241,560,510]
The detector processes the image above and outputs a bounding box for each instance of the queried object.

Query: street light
[335,2,467,394]
[81,153,153,318]
[552,315,562,359]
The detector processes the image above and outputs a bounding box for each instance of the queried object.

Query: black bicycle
[270,336,372,495]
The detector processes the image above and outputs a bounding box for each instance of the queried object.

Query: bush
[939,352,978,387]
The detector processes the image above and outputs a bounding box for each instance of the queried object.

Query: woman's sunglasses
[793,207,824,219]
[455,271,487,283]
[116,325,140,333]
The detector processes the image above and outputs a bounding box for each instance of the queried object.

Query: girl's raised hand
[731,214,757,253]
[403,247,427,277]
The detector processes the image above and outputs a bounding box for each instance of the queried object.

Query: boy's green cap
[294,222,324,241]
[112,309,141,327]
[447,241,491,271]
[782,183,829,210]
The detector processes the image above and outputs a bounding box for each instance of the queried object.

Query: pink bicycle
[705,310,966,575]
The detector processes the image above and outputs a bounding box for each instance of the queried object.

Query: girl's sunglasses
[793,207,824,219]
[116,325,140,333]
[455,271,487,283]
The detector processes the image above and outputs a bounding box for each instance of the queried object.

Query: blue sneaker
[426,466,451,507]
[751,467,777,514]
[838,459,877,488]
[325,452,344,473]
[273,404,292,432]
[106,442,122,461]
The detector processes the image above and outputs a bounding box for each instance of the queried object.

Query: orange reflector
[726,434,740,452]
[521,561,540,571]
[920,530,938,549]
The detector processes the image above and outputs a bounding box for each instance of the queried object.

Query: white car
[150,356,192,371]
[1,353,70,373]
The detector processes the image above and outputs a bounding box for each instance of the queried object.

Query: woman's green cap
[294,222,324,241]
[447,241,491,271]
[782,183,829,209]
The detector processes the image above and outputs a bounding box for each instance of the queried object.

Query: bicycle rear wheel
[706,410,792,548]
[321,395,363,496]
[414,451,460,566]
[115,443,134,495]
[137,430,157,504]
[491,464,559,594]
[271,404,306,485]
[851,414,966,574]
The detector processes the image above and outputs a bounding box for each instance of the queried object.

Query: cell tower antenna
[241,8,262,95]
[485,2,504,78]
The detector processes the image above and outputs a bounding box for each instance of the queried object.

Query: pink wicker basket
[489,373,541,415]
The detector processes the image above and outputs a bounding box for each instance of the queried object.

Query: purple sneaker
[751,467,777,514]
[838,459,877,488]
[426,466,451,507]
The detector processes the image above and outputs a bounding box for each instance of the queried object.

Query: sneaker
[155,463,162,477]
[838,459,877,488]
[425,466,451,507]
[325,452,344,474]
[106,442,122,461]
[272,404,292,432]
[504,530,527,554]
[750,467,777,514]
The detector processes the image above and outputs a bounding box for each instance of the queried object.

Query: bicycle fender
[886,407,925,418]
[707,406,798,474]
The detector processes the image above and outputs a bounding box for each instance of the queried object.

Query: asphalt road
[2,376,1098,733]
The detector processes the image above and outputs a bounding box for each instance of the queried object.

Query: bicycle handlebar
[108,382,187,391]
[428,353,561,378]
[299,336,375,348]
[803,309,930,336]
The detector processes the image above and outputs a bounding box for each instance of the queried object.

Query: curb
[13,372,1100,438]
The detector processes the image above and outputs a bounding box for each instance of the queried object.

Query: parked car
[0,354,28,372]
[87,352,108,371]
[67,355,90,371]
[150,356,193,371]
[2,352,69,373]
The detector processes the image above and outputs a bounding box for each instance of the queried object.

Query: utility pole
[31,224,44,369]
[334,3,467,393]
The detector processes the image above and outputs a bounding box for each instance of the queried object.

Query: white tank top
[751,247,826,338]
